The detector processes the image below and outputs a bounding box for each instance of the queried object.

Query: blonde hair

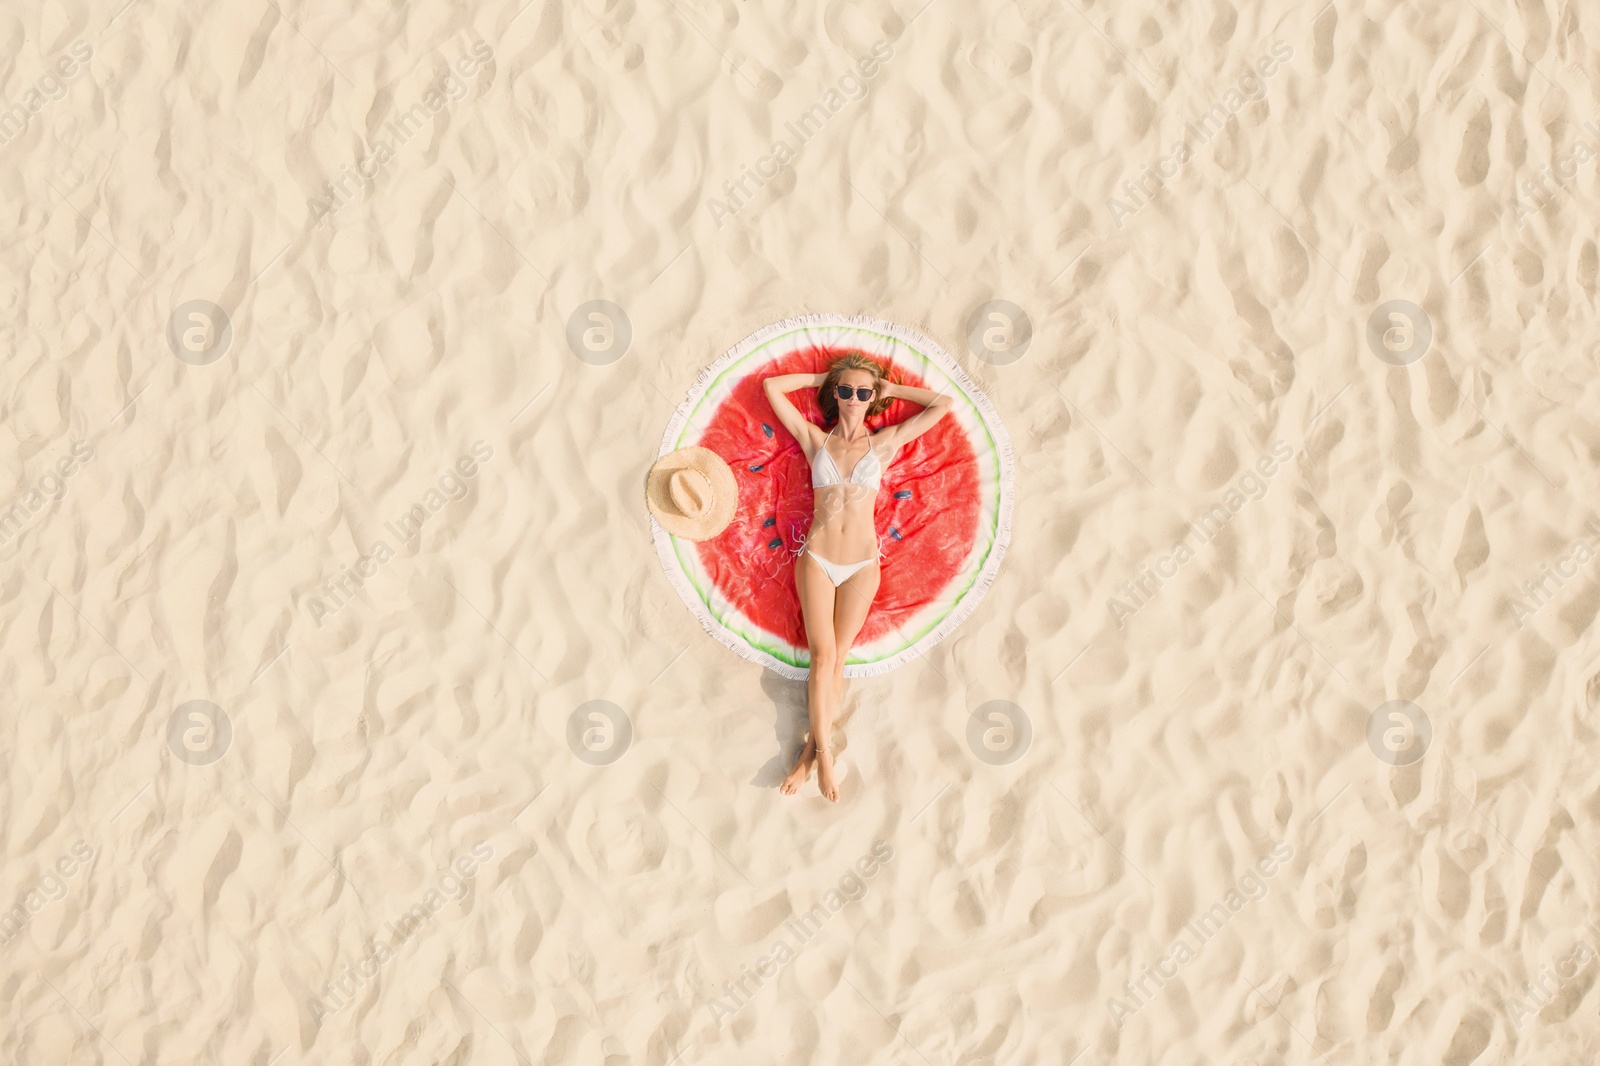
[817,352,894,423]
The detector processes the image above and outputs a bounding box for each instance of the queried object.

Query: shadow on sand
[752,668,854,794]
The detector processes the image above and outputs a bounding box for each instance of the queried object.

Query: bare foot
[780,740,816,795]
[816,747,839,803]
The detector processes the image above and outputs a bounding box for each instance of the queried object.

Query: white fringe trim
[651,312,1015,680]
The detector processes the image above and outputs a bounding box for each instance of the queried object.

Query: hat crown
[646,446,735,541]
[668,468,711,518]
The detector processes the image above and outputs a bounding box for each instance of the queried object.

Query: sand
[4,0,1600,1062]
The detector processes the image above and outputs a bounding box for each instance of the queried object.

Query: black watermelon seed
[893,489,912,499]
[762,423,774,437]
[762,517,775,527]
[768,538,782,549]
[750,464,764,472]
[890,527,903,540]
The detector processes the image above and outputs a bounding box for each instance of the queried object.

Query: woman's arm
[762,373,826,450]
[883,382,948,407]
[878,380,953,449]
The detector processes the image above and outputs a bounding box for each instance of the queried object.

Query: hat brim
[646,447,738,541]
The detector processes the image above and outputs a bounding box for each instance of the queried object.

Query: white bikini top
[811,425,883,489]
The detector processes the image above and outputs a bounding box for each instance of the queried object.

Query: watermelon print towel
[649,313,1014,679]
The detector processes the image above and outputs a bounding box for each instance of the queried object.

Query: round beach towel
[650,313,1014,679]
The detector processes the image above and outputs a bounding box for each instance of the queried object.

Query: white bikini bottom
[793,532,884,587]
[805,548,876,586]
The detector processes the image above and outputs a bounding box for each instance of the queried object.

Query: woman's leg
[782,550,839,796]
[814,560,880,801]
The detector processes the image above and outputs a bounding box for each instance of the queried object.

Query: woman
[763,353,953,801]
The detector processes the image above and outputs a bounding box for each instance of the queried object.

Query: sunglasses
[835,385,875,401]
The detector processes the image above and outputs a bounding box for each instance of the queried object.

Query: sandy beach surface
[5,0,1600,1062]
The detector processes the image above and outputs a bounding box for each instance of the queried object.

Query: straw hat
[646,447,738,540]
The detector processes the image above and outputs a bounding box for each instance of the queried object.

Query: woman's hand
[878,380,897,401]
